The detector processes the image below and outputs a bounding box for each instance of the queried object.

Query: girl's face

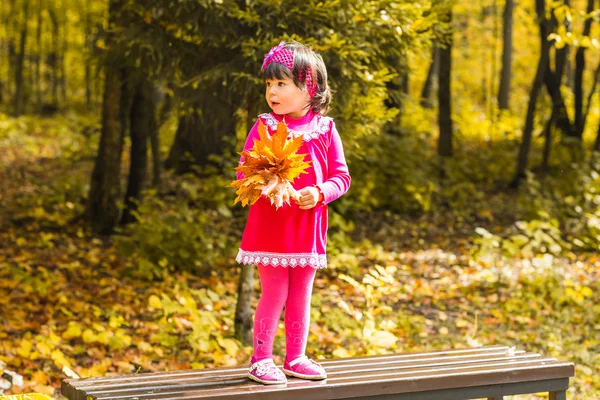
[265,77,311,118]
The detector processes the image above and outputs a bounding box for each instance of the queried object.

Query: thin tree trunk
[35,0,42,112]
[157,85,174,128]
[498,0,513,110]
[0,0,7,103]
[420,44,439,109]
[512,0,550,187]
[583,61,600,133]
[14,0,31,117]
[555,0,570,83]
[543,6,574,139]
[121,79,155,225]
[150,86,163,187]
[595,122,600,152]
[85,0,92,110]
[234,263,254,346]
[48,7,58,108]
[437,10,453,158]
[574,0,594,138]
[489,0,499,120]
[542,110,556,170]
[6,0,17,102]
[383,53,403,134]
[88,0,125,235]
[61,11,67,106]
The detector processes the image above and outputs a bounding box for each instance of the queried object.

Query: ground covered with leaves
[0,115,598,399]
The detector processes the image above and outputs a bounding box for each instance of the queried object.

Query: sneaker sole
[247,372,287,385]
[282,368,327,380]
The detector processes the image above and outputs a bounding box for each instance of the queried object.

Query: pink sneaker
[247,358,287,385]
[282,355,327,380]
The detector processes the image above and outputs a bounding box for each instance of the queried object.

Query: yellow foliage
[62,322,82,340]
[148,295,162,309]
[367,330,398,348]
[16,341,32,359]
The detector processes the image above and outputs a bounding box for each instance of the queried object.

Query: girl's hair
[262,41,333,115]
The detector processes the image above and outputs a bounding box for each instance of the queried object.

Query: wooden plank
[346,378,570,400]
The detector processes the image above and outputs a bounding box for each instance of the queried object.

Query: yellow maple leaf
[229,120,311,209]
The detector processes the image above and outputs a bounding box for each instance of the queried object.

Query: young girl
[235,41,351,385]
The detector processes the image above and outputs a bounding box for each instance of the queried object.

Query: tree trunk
[574,0,594,139]
[5,0,17,103]
[150,86,163,187]
[512,0,550,187]
[555,0,570,83]
[595,121,600,152]
[542,6,574,139]
[157,85,174,128]
[542,110,556,170]
[84,0,92,110]
[60,10,67,106]
[88,0,125,235]
[0,0,8,103]
[437,10,453,158]
[88,66,124,234]
[121,80,155,225]
[583,61,600,134]
[420,44,438,109]
[383,53,403,135]
[35,0,43,112]
[165,90,234,174]
[13,0,31,116]
[234,263,254,346]
[498,0,513,110]
[48,7,59,108]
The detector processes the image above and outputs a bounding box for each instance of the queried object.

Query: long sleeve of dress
[316,123,351,205]
[236,120,260,181]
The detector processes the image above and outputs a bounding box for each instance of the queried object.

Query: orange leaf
[230,119,311,209]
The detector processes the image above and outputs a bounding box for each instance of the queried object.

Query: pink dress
[235,111,351,269]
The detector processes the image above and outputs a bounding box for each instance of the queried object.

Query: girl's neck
[283,108,314,124]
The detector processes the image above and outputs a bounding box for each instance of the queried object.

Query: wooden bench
[61,346,574,399]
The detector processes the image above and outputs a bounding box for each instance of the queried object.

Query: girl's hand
[297,186,324,210]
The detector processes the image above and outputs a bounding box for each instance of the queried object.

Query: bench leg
[550,391,566,400]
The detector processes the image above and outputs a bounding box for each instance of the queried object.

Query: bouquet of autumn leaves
[230,120,311,209]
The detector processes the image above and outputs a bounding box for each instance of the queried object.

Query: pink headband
[261,41,318,97]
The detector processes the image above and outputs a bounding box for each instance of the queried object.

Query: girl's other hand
[297,186,324,210]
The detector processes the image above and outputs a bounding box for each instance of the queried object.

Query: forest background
[0,0,599,398]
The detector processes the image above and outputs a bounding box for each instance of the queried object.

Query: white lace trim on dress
[259,113,332,142]
[236,249,327,268]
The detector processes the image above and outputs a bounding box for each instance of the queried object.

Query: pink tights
[252,263,317,363]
